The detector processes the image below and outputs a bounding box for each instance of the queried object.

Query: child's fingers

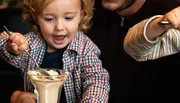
[6,32,28,54]
[9,40,28,54]
[9,33,16,41]
[11,43,19,53]
[10,34,24,46]
[18,43,28,53]
[1,31,9,39]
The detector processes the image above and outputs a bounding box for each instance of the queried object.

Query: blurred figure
[88,0,180,103]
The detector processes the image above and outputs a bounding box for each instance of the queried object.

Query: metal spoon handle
[24,50,39,68]
[24,50,53,77]
[25,49,54,80]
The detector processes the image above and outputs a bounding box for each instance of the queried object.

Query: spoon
[3,26,53,80]
[24,50,53,78]
[158,21,170,25]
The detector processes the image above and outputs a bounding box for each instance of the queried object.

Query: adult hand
[161,6,180,30]
[10,90,37,103]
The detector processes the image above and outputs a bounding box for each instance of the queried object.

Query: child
[1,0,110,102]
[123,6,180,61]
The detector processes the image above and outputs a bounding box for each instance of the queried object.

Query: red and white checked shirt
[0,31,110,103]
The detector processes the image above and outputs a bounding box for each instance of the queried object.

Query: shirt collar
[67,31,85,56]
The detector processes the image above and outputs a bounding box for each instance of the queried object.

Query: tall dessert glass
[27,69,69,103]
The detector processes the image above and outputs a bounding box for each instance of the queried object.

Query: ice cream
[28,69,69,103]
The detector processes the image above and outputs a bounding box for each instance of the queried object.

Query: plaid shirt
[0,31,110,103]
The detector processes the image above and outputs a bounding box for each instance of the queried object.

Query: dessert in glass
[27,69,69,103]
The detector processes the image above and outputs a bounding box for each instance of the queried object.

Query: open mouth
[52,35,66,44]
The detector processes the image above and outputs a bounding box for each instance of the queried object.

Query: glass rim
[27,69,69,77]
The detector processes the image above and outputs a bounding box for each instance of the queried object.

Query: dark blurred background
[0,0,30,102]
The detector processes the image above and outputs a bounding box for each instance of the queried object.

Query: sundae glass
[27,69,69,103]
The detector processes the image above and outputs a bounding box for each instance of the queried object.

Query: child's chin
[55,44,68,49]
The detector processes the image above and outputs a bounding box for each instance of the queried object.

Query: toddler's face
[37,0,81,52]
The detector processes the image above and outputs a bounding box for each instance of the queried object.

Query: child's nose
[55,21,65,31]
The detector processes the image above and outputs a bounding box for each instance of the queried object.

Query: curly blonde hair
[22,0,94,34]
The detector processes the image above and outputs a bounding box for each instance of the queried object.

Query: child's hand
[6,32,29,55]
[10,90,37,103]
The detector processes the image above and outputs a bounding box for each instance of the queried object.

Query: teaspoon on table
[3,26,53,80]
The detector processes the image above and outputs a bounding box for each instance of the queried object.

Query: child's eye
[44,18,55,21]
[65,17,73,21]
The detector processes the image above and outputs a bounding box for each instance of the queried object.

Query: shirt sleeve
[80,40,110,103]
[123,15,180,61]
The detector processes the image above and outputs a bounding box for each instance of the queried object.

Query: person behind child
[88,0,180,102]
[0,0,110,103]
[124,6,180,61]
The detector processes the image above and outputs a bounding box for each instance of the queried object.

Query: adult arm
[124,6,180,61]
